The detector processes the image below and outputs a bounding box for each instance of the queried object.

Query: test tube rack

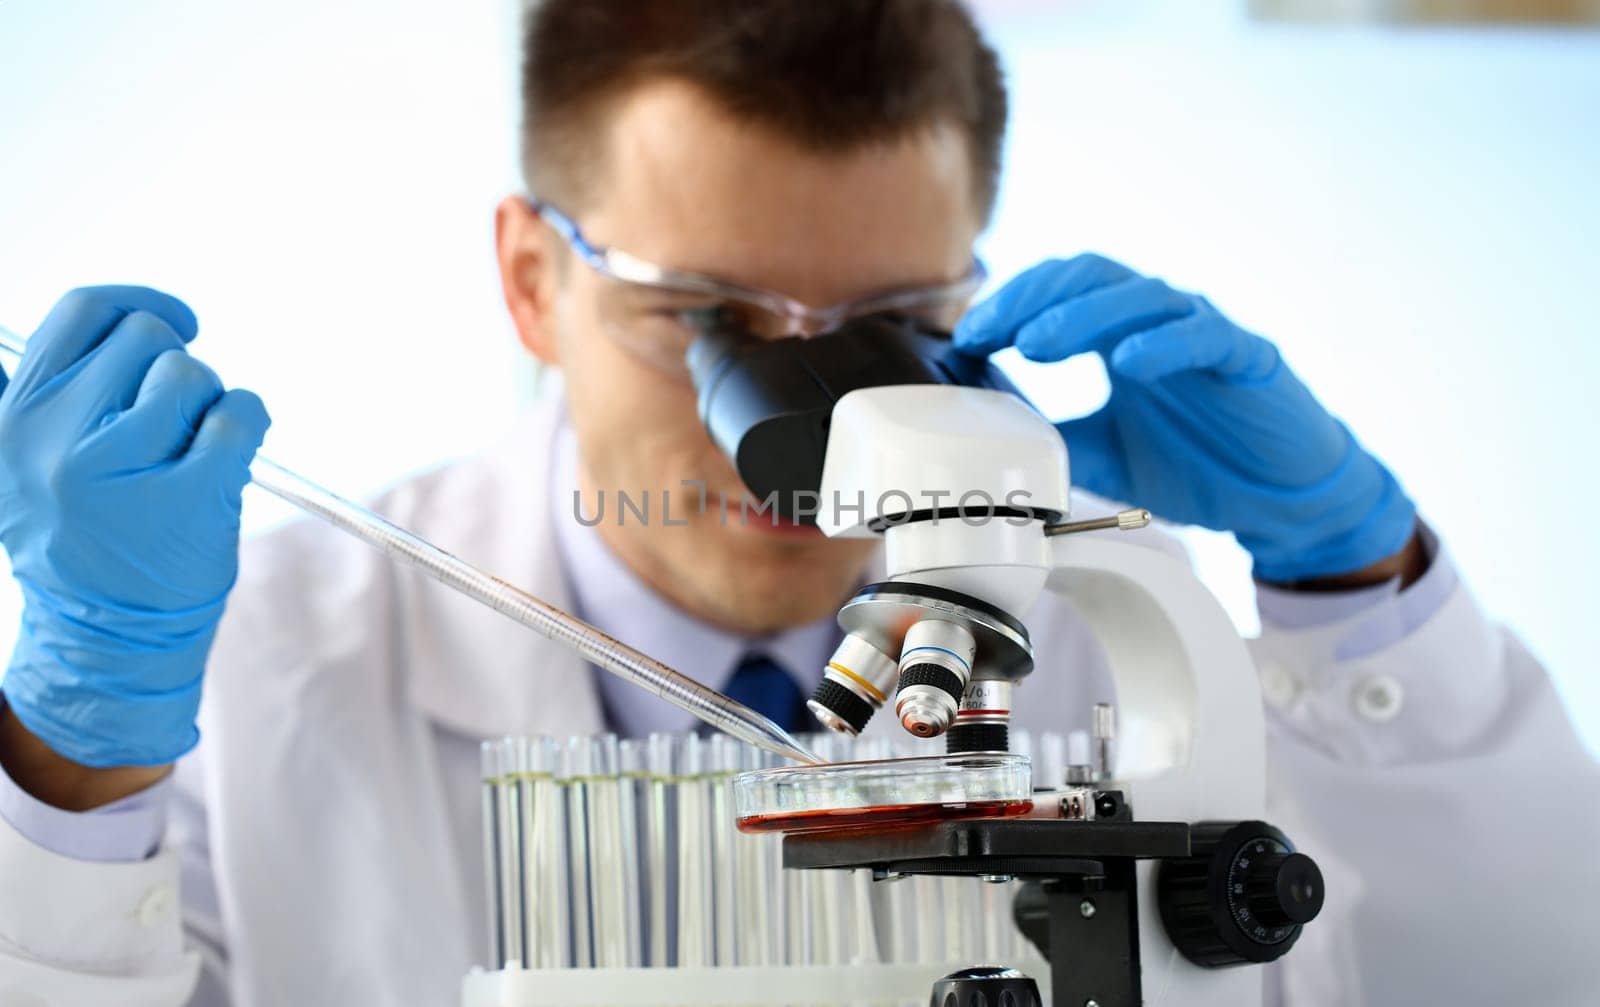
[469,730,1076,1006]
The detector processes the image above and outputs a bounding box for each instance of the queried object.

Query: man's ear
[495,196,562,365]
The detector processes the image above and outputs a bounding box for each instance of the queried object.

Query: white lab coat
[1,392,1597,1006]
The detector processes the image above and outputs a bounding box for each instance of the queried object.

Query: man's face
[498,80,982,635]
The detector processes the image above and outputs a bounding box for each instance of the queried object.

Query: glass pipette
[0,323,820,766]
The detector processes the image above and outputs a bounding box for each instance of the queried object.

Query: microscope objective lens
[894,619,977,738]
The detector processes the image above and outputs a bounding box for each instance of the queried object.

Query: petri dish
[732,753,1032,834]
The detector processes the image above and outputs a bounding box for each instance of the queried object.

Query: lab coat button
[1352,675,1403,723]
[1259,661,1301,709]
[137,884,175,928]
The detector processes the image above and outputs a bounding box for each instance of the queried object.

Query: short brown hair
[520,0,1008,218]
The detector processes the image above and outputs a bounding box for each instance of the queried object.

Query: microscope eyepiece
[894,619,976,738]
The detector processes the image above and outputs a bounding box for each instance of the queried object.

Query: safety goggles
[529,199,987,378]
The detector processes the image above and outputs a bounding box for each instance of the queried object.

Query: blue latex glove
[956,255,1415,582]
[0,286,270,767]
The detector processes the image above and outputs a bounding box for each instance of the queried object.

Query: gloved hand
[955,254,1415,582]
[0,286,270,768]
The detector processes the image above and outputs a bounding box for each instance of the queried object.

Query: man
[0,2,1595,1005]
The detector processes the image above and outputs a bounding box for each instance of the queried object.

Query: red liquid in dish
[736,798,1033,835]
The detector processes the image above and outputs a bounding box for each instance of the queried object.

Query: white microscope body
[816,384,1269,1007]
[464,379,1310,1007]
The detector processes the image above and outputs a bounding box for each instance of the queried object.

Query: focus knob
[928,967,1040,1007]
[1244,852,1324,929]
[1157,821,1324,967]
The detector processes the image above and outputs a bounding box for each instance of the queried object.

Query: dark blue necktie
[715,653,809,733]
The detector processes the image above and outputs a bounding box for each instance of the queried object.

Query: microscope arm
[1045,533,1266,824]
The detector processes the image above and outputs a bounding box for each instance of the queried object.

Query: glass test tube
[1068,729,1092,773]
[585,735,635,967]
[645,733,680,967]
[619,738,649,968]
[481,741,504,969]
[850,869,879,966]
[732,742,773,967]
[850,737,893,969]
[515,739,536,969]
[783,824,811,969]
[885,871,919,966]
[759,747,789,968]
[789,735,820,969]
[709,735,739,965]
[524,737,570,969]
[963,877,992,964]
[675,735,716,967]
[1038,730,1066,792]
[564,737,595,968]
[811,733,847,969]
[496,738,528,967]
[1011,728,1033,776]
[980,880,1013,964]
[913,875,944,965]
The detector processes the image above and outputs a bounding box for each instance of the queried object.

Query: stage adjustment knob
[928,967,1041,1007]
[1157,821,1324,967]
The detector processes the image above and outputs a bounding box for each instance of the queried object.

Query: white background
[0,1,1596,752]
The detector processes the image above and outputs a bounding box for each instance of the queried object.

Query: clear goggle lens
[591,275,979,378]
[532,199,985,379]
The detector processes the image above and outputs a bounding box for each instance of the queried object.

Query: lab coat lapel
[199,384,606,1004]
[396,388,606,740]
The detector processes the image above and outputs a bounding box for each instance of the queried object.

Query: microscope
[690,313,1327,1007]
